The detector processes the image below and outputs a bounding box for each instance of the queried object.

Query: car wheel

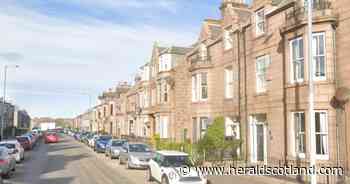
[147,168,154,182]
[161,176,169,184]
[119,158,124,165]
[126,159,130,169]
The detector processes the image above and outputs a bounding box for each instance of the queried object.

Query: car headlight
[129,156,140,164]
[113,149,120,154]
[99,143,105,148]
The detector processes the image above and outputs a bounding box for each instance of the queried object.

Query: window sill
[255,33,267,40]
[255,91,268,97]
[286,79,334,88]
[223,48,233,53]
[316,154,329,160]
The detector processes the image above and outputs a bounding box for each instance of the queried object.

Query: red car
[16,136,32,150]
[45,132,59,144]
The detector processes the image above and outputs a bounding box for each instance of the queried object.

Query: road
[2,135,294,184]
[4,135,143,184]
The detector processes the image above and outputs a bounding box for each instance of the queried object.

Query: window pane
[316,134,327,155]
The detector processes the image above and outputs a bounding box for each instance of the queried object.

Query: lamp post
[1,65,19,141]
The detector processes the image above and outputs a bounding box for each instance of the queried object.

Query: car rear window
[112,141,125,146]
[17,137,29,142]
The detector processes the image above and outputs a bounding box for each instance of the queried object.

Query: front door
[250,114,267,163]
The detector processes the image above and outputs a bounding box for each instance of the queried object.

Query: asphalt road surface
[3,135,141,184]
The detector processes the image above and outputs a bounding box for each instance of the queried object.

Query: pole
[307,0,317,184]
[1,66,7,141]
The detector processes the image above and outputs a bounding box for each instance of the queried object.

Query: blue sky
[0,0,239,118]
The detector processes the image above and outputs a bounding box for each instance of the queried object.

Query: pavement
[2,135,301,184]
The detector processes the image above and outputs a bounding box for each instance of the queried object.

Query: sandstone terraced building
[74,0,350,182]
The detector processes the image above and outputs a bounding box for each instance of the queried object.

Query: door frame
[249,115,267,164]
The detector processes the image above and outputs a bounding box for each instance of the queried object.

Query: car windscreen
[162,156,193,167]
[0,143,15,149]
[111,141,125,147]
[129,144,151,152]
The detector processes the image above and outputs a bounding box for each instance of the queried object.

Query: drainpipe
[280,31,288,163]
[242,26,249,163]
[237,30,242,158]
[332,23,341,171]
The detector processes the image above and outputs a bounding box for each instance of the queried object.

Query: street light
[1,64,19,141]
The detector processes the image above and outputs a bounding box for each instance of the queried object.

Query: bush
[197,116,242,161]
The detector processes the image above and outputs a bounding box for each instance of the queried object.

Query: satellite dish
[330,87,350,109]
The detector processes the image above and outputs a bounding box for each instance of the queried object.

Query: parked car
[94,135,112,153]
[105,139,127,159]
[0,140,24,163]
[119,142,154,169]
[88,135,99,148]
[148,150,208,184]
[16,136,32,150]
[0,147,16,178]
[45,132,59,144]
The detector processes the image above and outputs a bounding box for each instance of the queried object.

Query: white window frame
[200,73,208,101]
[255,9,265,36]
[225,117,240,139]
[192,73,208,102]
[292,112,306,158]
[256,55,270,93]
[160,116,169,138]
[200,43,207,59]
[192,75,198,102]
[225,67,234,98]
[224,30,233,50]
[315,110,329,160]
[313,32,326,81]
[199,117,209,138]
[290,37,304,83]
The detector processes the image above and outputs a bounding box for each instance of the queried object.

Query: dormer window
[255,9,265,36]
[224,30,233,50]
[159,54,172,72]
[200,44,207,59]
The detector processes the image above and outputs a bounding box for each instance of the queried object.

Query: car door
[120,144,128,163]
[151,153,163,182]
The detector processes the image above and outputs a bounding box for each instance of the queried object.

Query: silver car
[0,140,25,163]
[0,147,16,178]
[105,139,127,159]
[119,143,154,169]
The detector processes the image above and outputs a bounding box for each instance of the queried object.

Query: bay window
[315,111,328,159]
[224,30,233,50]
[293,112,305,158]
[290,37,304,83]
[255,9,265,35]
[313,32,326,80]
[192,73,208,102]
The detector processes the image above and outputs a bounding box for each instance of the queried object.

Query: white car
[88,135,99,148]
[148,151,208,184]
[0,140,25,163]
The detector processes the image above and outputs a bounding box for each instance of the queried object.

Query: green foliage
[151,117,243,165]
[197,116,242,161]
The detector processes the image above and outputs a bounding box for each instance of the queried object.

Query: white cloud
[0,2,196,117]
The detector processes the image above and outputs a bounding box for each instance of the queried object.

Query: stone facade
[75,0,350,181]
